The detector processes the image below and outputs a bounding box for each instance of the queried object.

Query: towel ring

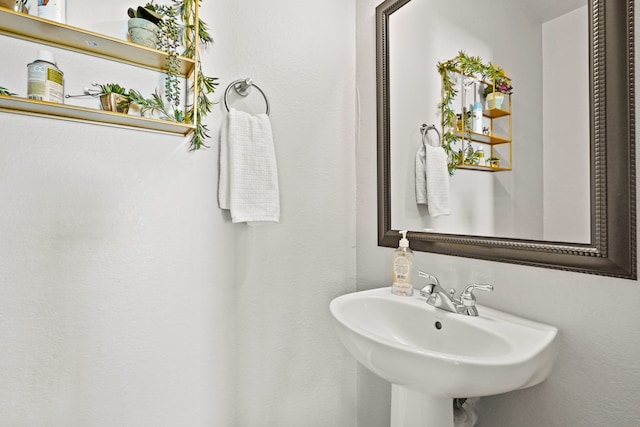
[420,124,441,148]
[223,78,270,115]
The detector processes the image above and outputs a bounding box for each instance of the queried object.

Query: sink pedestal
[390,385,453,427]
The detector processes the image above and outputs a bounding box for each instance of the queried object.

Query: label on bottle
[393,256,410,281]
[27,61,64,104]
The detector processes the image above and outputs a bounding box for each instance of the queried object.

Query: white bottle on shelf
[38,0,66,24]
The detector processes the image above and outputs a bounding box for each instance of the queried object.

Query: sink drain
[434,321,442,330]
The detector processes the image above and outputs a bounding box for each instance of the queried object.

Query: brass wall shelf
[455,164,509,172]
[0,7,198,135]
[453,129,511,145]
[484,107,510,119]
[0,8,195,76]
[0,95,195,135]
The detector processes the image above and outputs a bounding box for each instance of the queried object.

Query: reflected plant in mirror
[376,0,635,278]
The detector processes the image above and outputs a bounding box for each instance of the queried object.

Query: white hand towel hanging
[218,108,280,223]
[415,125,450,217]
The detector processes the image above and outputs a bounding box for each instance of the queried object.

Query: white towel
[415,144,450,217]
[218,108,280,223]
[415,144,428,205]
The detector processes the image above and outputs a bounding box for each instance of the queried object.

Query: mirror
[376,0,636,278]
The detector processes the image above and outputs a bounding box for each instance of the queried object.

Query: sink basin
[330,287,559,426]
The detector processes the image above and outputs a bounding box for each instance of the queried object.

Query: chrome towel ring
[420,123,441,148]
[223,78,270,115]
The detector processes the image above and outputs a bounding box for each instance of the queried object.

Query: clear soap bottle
[391,230,413,296]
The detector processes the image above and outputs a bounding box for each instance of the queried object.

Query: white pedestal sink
[330,287,559,427]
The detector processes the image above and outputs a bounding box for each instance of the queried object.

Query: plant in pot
[483,78,512,110]
[463,141,481,165]
[486,156,501,168]
[98,83,132,114]
[127,3,163,48]
[92,82,169,117]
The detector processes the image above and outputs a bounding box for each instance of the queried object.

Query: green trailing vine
[160,0,217,151]
[437,51,512,174]
[181,0,217,151]
[129,0,218,151]
[154,3,181,108]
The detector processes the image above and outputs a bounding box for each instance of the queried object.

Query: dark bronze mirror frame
[376,0,636,279]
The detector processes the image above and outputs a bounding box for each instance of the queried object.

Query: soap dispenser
[391,230,414,296]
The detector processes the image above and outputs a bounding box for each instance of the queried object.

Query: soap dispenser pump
[391,230,414,296]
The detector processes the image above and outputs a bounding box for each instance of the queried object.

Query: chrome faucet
[418,271,493,316]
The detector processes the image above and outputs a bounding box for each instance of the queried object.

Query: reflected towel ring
[223,78,270,115]
[420,123,441,148]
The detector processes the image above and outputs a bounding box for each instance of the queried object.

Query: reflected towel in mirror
[415,142,450,217]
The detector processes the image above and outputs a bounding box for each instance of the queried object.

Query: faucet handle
[460,283,494,307]
[418,271,440,286]
[418,272,442,298]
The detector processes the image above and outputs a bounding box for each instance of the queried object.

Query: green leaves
[125,0,216,150]
[155,0,217,151]
[154,3,181,108]
[128,89,175,121]
[98,83,128,95]
[0,85,16,96]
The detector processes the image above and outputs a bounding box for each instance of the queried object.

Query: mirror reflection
[389,0,590,243]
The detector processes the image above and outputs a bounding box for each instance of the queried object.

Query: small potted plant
[127,3,163,48]
[486,156,501,168]
[483,78,512,110]
[98,83,131,114]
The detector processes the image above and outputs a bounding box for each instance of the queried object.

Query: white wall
[543,6,590,243]
[0,1,356,426]
[212,1,357,425]
[357,2,640,427]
